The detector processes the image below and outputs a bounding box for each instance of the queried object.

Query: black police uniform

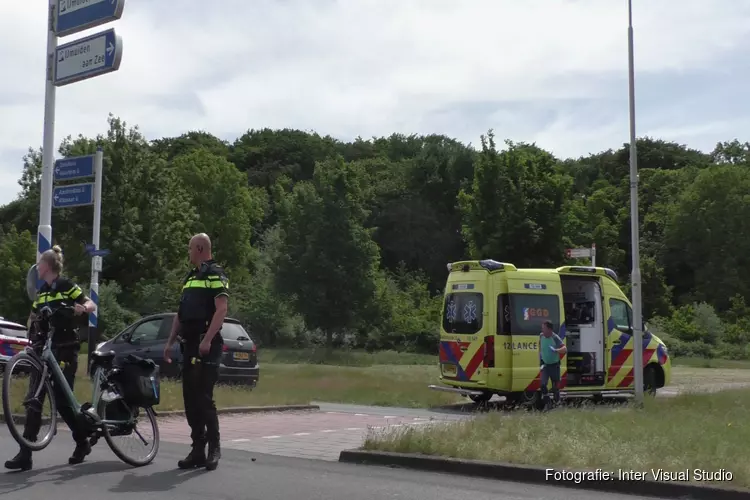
[177,259,229,470]
[5,276,91,471]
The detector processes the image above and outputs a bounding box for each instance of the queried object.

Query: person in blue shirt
[539,320,567,407]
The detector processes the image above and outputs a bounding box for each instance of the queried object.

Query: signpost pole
[38,0,125,266]
[88,148,104,360]
[591,243,596,267]
[627,0,644,405]
[38,0,58,266]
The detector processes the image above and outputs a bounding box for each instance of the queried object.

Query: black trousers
[181,345,220,448]
[22,345,87,450]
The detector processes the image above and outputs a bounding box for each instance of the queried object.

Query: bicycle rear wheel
[98,397,159,467]
[2,352,57,451]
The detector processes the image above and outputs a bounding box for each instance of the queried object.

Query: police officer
[5,245,96,471]
[164,233,229,471]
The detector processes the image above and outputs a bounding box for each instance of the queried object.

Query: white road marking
[223,420,451,443]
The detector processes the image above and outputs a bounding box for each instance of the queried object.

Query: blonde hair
[40,245,64,274]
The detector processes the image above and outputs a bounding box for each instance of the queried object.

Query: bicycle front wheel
[2,351,57,451]
[99,397,160,467]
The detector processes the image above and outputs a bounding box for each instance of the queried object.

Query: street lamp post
[627,0,644,404]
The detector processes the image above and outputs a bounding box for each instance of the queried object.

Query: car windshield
[222,322,251,341]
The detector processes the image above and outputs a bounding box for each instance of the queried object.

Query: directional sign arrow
[54,28,123,87]
[54,155,95,181]
[53,182,94,208]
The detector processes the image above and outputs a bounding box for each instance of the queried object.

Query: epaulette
[198,260,225,278]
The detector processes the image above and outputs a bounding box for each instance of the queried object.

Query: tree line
[2,114,750,359]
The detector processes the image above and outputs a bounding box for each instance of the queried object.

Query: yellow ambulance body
[429,260,672,404]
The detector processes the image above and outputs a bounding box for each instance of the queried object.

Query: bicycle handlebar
[35,304,76,321]
[31,305,77,341]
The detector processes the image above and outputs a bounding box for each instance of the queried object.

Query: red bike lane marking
[158,410,433,444]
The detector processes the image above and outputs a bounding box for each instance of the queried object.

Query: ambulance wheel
[644,365,658,396]
[468,392,492,404]
[509,391,542,408]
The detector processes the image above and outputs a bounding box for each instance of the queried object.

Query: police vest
[32,276,84,342]
[177,261,229,336]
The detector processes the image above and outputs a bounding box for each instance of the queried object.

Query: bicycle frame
[27,332,81,416]
[25,324,133,427]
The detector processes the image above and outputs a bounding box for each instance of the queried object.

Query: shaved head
[188,233,213,265]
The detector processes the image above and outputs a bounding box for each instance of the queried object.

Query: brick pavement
[158,407,463,461]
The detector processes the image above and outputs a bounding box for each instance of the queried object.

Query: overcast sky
[2,0,749,206]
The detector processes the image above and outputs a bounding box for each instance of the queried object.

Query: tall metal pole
[37,0,58,267]
[628,0,644,404]
[88,148,104,360]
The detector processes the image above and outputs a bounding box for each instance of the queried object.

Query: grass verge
[4,356,461,413]
[671,356,750,370]
[259,348,437,366]
[362,388,750,489]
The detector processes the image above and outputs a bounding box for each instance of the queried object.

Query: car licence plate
[233,351,249,361]
[442,363,457,376]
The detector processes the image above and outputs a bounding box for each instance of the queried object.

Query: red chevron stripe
[464,347,485,380]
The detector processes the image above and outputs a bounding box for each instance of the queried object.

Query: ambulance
[428,260,671,405]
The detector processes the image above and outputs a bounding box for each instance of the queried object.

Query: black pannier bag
[111,354,161,408]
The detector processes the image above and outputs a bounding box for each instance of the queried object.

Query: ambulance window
[497,294,511,335]
[508,294,560,335]
[610,299,632,332]
[442,293,483,334]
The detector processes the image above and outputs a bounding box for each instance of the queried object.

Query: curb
[338,450,749,500]
[154,404,320,418]
[0,405,320,424]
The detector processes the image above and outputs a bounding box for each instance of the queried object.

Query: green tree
[664,164,750,312]
[0,226,37,324]
[273,156,381,350]
[458,131,569,267]
[170,148,267,271]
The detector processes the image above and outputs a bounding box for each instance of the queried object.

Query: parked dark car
[92,312,259,386]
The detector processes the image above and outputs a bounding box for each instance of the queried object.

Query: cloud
[2,0,750,205]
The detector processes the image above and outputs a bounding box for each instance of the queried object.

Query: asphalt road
[0,428,657,500]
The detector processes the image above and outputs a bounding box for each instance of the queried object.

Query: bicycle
[1,304,160,467]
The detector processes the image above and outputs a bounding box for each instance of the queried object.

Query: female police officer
[4,245,96,471]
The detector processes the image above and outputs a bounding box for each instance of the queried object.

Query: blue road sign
[54,28,123,87]
[53,183,94,208]
[54,0,126,38]
[54,155,94,181]
[90,249,111,257]
[85,243,96,253]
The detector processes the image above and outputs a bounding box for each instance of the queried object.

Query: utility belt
[179,322,222,365]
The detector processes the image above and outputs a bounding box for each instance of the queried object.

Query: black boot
[68,440,92,465]
[4,448,32,471]
[205,442,221,471]
[178,444,206,469]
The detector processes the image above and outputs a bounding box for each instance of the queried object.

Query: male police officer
[164,233,229,471]
[539,320,567,408]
